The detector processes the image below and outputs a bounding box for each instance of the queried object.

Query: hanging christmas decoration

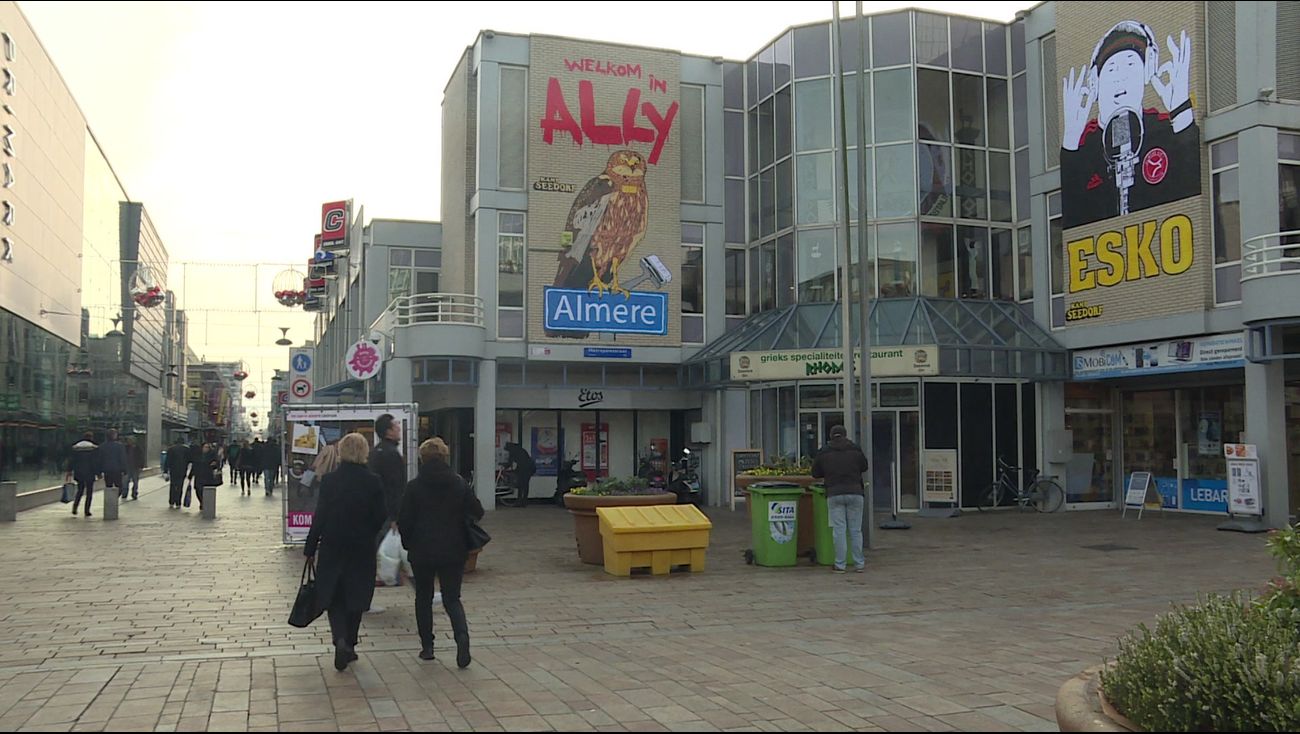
[245,390,256,399]
[233,370,249,381]
[128,265,166,308]
[273,269,308,307]
[250,411,258,418]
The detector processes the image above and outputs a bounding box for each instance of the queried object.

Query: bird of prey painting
[552,149,649,299]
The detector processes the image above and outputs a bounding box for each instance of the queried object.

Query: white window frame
[1211,137,1241,305]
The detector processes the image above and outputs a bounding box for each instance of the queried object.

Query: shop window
[877,222,917,297]
[1016,226,1033,302]
[725,111,745,178]
[986,78,1009,150]
[957,225,989,299]
[725,178,745,244]
[794,79,833,152]
[872,12,910,67]
[797,228,837,303]
[724,61,744,109]
[776,159,793,231]
[873,69,913,144]
[988,151,1012,223]
[725,248,746,316]
[991,228,1015,302]
[951,17,983,72]
[498,66,527,189]
[793,23,830,79]
[876,143,916,218]
[916,69,951,143]
[777,234,796,308]
[760,167,775,237]
[799,384,839,409]
[920,222,955,298]
[680,84,705,203]
[918,143,952,217]
[774,86,792,163]
[984,22,1007,75]
[952,73,984,146]
[1211,137,1241,304]
[796,152,836,225]
[955,147,987,220]
[838,16,866,72]
[915,13,949,67]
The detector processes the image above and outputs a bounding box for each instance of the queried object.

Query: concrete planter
[1056,665,1138,732]
[562,492,676,565]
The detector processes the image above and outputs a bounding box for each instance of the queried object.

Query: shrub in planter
[1099,593,1300,732]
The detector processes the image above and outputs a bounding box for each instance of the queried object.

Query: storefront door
[1121,390,1180,509]
[870,410,921,515]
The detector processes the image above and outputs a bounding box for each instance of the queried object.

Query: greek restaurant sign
[1072,332,1244,380]
[729,346,940,381]
[543,287,667,335]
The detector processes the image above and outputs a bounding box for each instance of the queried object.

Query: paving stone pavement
[0,475,1276,732]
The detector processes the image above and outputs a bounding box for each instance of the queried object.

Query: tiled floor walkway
[0,476,1275,731]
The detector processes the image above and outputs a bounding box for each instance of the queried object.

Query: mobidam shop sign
[729,347,939,381]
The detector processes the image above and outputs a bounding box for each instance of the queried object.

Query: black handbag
[183,485,192,507]
[465,516,490,551]
[288,558,324,628]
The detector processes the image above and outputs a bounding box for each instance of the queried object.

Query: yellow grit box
[596,504,713,577]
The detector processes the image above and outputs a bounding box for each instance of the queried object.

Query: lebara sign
[544,288,667,335]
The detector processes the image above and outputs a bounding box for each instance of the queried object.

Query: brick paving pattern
[0,476,1275,731]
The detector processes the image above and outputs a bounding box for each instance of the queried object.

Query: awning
[313,376,383,399]
[683,298,1069,385]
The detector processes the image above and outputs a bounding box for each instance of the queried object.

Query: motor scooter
[553,457,586,504]
[636,446,668,491]
[666,447,702,505]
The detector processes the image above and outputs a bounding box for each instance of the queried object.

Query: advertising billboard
[528,38,682,344]
[1055,4,1211,326]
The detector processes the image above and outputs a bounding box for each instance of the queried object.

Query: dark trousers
[127,470,140,498]
[410,560,468,649]
[169,474,185,506]
[104,472,122,498]
[327,606,363,648]
[73,478,94,513]
[515,470,534,504]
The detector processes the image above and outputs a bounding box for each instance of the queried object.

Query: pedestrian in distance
[303,433,388,672]
[227,440,241,485]
[190,443,221,511]
[125,437,144,500]
[399,437,484,667]
[66,432,99,517]
[99,429,128,502]
[368,414,407,534]
[263,438,281,495]
[811,425,869,574]
[503,441,535,507]
[166,437,191,507]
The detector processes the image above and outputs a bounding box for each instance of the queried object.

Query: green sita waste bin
[746,482,802,567]
[809,484,834,566]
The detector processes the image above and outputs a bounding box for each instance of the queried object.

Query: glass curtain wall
[747,10,1017,315]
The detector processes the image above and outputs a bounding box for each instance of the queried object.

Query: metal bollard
[102,488,119,520]
[0,481,15,521]
[201,487,216,519]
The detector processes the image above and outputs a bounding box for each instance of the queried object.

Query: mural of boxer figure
[1060,20,1200,229]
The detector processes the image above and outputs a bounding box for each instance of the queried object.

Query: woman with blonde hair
[399,437,484,667]
[304,433,387,671]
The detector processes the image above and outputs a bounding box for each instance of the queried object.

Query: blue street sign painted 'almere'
[543,287,668,335]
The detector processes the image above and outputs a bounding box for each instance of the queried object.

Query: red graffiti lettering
[539,77,678,165]
[562,58,643,78]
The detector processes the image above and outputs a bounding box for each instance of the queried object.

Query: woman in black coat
[399,437,484,667]
[304,433,387,671]
[189,444,221,510]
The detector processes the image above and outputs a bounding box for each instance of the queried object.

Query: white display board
[1224,443,1262,517]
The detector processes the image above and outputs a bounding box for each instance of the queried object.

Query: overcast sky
[19,0,1033,427]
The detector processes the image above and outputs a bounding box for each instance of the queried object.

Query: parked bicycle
[978,456,1065,513]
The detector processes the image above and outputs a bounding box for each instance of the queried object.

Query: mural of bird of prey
[552,149,649,299]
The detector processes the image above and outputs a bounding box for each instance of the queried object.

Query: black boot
[419,644,434,661]
[455,633,471,669]
[447,600,471,669]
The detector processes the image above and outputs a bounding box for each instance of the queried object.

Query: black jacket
[505,443,535,474]
[305,462,388,613]
[67,440,99,483]
[166,443,190,477]
[399,458,485,566]
[262,442,281,471]
[99,439,128,475]
[192,449,220,488]
[811,437,869,497]
[368,438,406,522]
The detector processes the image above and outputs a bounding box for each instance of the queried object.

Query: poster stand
[730,449,762,511]
[1217,443,1268,534]
[1121,471,1162,519]
[918,449,960,518]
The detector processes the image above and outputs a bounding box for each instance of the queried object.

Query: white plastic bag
[377,528,402,586]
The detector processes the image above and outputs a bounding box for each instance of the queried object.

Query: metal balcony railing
[1241,230,1300,281]
[383,293,485,328]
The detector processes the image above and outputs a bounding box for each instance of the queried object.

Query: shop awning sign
[729,346,939,381]
[1072,332,1245,380]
